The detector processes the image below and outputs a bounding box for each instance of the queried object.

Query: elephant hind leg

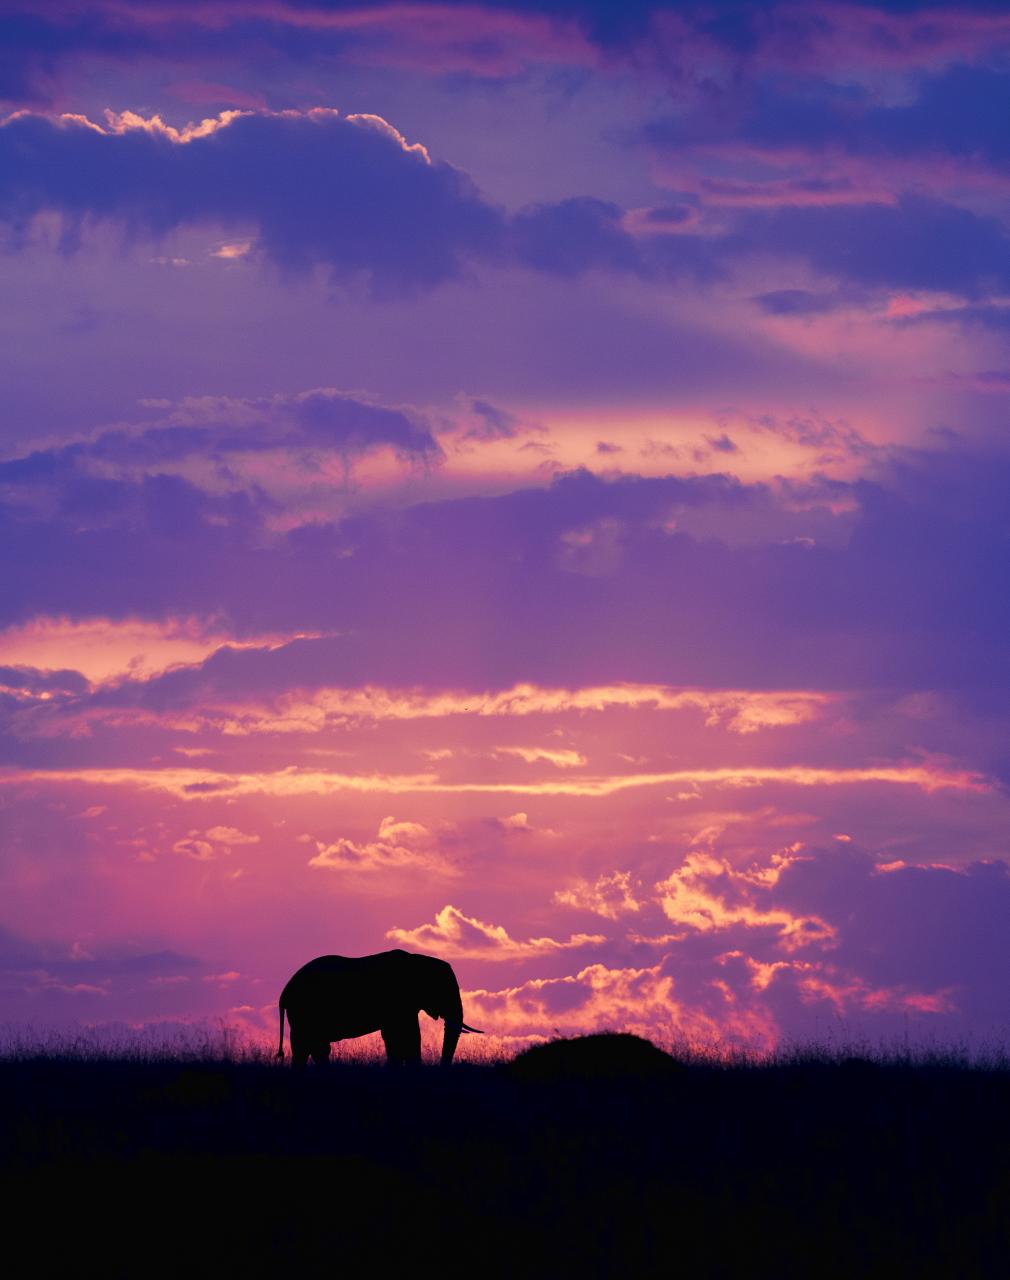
[289,1030,309,1068]
[310,1041,331,1066]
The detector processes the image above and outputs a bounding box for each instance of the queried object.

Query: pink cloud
[166,81,268,111]
[171,824,257,860]
[758,4,1010,75]
[695,175,896,209]
[16,1,598,79]
[308,816,459,876]
[18,1,1010,87]
[494,745,587,768]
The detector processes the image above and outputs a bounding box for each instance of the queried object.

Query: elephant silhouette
[277,948,482,1067]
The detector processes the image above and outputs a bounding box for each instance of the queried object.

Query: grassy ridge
[3,1043,1010,1278]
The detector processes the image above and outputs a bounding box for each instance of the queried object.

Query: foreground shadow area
[3,1041,1010,1279]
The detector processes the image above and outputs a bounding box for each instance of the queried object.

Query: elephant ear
[413,952,444,1016]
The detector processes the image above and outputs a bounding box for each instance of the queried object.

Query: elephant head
[415,953,482,1065]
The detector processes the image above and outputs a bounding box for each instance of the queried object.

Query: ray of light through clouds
[3,0,1010,1055]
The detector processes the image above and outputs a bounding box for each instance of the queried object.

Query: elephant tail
[276,1001,286,1060]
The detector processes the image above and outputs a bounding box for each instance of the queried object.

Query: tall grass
[5,1018,1010,1070]
[0,1018,273,1064]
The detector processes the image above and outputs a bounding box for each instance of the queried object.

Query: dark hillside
[3,1041,1010,1278]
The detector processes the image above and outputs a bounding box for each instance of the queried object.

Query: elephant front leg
[381,1017,421,1067]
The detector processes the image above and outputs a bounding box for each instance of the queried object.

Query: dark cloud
[752,289,855,316]
[512,197,641,277]
[834,66,1010,165]
[463,398,524,441]
[5,1,1008,105]
[0,110,715,293]
[897,304,1010,332]
[0,665,88,695]
[640,38,1010,300]
[0,110,503,296]
[0,390,442,487]
[736,196,1010,297]
[13,105,1003,304]
[290,391,440,459]
[655,64,1010,166]
[0,925,200,976]
[642,204,696,227]
[0,923,205,1021]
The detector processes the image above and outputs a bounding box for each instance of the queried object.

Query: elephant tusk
[460,1023,483,1034]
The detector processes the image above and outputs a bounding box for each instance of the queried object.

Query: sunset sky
[3,0,1010,1056]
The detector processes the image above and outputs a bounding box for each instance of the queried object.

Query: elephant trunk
[441,1021,462,1067]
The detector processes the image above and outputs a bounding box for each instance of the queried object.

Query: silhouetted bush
[506,1031,685,1080]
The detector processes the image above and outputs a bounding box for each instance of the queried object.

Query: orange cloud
[210,240,252,259]
[344,113,430,162]
[554,870,643,920]
[3,674,838,742]
[1,759,987,800]
[0,615,321,683]
[463,960,778,1052]
[97,107,248,142]
[316,683,832,729]
[386,904,604,960]
[463,947,952,1052]
[205,826,259,845]
[125,682,832,733]
[655,851,835,951]
[500,812,533,831]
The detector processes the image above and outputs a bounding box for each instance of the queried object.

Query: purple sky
[2,0,1010,1057]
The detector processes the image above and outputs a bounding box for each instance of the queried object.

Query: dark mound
[506,1032,683,1081]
